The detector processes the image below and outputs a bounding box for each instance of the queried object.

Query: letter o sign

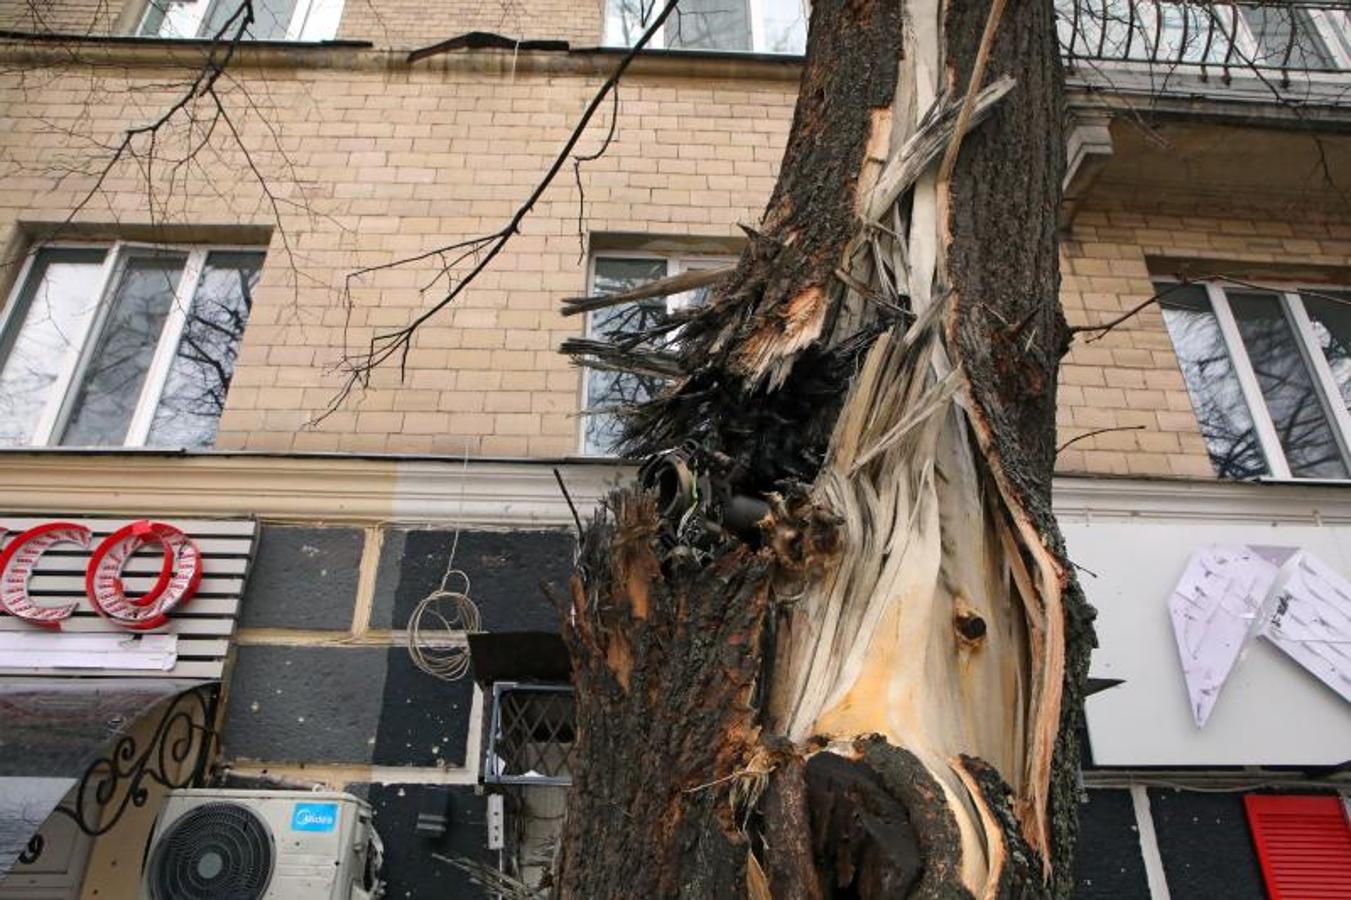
[86,521,203,631]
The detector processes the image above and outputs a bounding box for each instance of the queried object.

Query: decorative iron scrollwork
[52,683,219,837]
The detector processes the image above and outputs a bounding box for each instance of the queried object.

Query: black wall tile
[239,525,364,630]
[365,784,490,900]
[1073,789,1150,899]
[374,648,476,768]
[372,529,570,633]
[1148,788,1264,900]
[220,645,387,764]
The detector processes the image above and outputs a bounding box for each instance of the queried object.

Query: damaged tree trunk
[554,0,1093,896]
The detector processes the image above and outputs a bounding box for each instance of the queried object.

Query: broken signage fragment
[1168,544,1351,727]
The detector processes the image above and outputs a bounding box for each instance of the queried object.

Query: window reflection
[146,252,262,448]
[584,258,668,456]
[1227,291,1347,478]
[1300,291,1351,414]
[1159,285,1269,479]
[59,254,186,447]
[0,249,106,447]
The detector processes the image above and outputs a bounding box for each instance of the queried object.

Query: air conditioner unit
[141,789,384,900]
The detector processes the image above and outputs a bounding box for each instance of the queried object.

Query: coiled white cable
[406,446,481,681]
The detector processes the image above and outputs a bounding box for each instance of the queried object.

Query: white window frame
[0,241,256,449]
[1164,277,1351,481]
[578,251,735,457]
[602,0,806,54]
[136,0,341,42]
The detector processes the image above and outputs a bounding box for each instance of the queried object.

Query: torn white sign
[1169,545,1282,727]
[1169,545,1351,727]
[1265,552,1351,705]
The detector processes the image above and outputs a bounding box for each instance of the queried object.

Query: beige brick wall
[0,14,1345,479]
[0,0,602,47]
[1057,194,1351,479]
[0,52,793,457]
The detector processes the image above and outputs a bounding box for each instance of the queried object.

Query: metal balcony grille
[1058,1,1351,74]
[483,683,576,786]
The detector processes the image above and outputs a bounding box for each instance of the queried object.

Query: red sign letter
[0,522,93,630]
[85,520,203,631]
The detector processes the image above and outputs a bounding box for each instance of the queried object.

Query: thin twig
[553,467,585,540]
[1067,278,1196,342]
[1056,424,1145,455]
[574,83,620,263]
[323,0,682,421]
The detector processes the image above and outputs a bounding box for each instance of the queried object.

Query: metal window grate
[484,683,576,786]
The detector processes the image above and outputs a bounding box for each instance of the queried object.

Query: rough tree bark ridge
[555,0,1093,896]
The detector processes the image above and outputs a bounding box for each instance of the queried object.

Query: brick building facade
[0,0,1349,898]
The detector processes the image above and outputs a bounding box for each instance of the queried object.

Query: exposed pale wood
[560,264,735,316]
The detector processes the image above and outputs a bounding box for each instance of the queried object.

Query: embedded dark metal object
[722,495,770,535]
[52,683,220,837]
[638,449,700,520]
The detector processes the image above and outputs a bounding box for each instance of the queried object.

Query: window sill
[1255,476,1351,488]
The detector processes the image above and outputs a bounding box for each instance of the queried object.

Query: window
[1056,0,1351,69]
[0,243,263,450]
[136,0,344,41]
[1159,279,1351,480]
[483,683,576,786]
[580,254,729,456]
[604,0,808,54]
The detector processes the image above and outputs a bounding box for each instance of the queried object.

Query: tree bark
[554,0,1093,896]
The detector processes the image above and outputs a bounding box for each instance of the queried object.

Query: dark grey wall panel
[1148,789,1264,900]
[239,525,364,630]
[373,648,476,768]
[365,784,489,900]
[1072,789,1149,899]
[220,645,387,764]
[372,529,571,633]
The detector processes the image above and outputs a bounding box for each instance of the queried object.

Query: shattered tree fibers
[553,0,1093,896]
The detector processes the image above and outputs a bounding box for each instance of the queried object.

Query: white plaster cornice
[1,451,1349,528]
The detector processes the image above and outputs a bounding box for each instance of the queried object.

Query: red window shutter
[1245,794,1351,899]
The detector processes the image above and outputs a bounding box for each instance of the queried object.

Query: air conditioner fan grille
[149,802,274,900]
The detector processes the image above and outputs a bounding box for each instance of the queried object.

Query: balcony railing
[1058,1,1351,77]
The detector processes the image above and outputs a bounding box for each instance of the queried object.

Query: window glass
[1301,291,1351,413]
[1239,5,1336,68]
[1155,2,1237,63]
[1227,290,1347,478]
[147,251,262,448]
[762,0,808,53]
[59,254,187,447]
[0,249,106,447]
[583,257,668,456]
[139,0,329,40]
[605,0,659,47]
[666,0,751,51]
[604,0,805,53]
[198,0,298,40]
[1159,285,1269,479]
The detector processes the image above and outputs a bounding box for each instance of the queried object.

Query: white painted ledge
[0,450,1349,527]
